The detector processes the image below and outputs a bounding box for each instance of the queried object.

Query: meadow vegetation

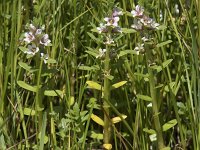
[0,0,200,149]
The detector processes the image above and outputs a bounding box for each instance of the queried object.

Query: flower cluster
[23,24,51,63]
[131,5,159,30]
[97,8,122,34]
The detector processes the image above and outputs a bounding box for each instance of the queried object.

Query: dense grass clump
[0,0,200,149]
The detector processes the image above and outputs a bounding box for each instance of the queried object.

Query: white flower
[131,19,143,30]
[131,5,144,17]
[104,16,120,27]
[142,37,149,42]
[29,24,36,32]
[96,48,106,58]
[134,43,144,54]
[40,34,51,46]
[35,29,42,35]
[160,10,163,21]
[25,44,39,55]
[151,21,159,29]
[104,36,114,45]
[24,32,35,43]
[175,4,179,14]
[40,53,49,64]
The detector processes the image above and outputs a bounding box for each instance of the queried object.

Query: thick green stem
[103,44,112,145]
[146,51,165,149]
[36,59,44,130]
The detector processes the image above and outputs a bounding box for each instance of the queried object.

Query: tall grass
[0,0,199,149]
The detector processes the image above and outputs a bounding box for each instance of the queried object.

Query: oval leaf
[91,114,104,126]
[18,62,32,71]
[162,59,173,68]
[17,81,37,92]
[89,131,103,140]
[103,144,112,150]
[118,50,139,57]
[111,81,127,89]
[111,114,127,124]
[143,128,156,134]
[137,94,152,101]
[44,90,63,97]
[156,40,172,48]
[24,108,35,116]
[86,81,103,91]
[121,28,136,33]
[162,119,177,132]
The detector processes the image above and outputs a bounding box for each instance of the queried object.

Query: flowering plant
[21,24,51,63]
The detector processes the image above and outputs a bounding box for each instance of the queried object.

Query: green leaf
[150,65,162,72]
[118,50,139,57]
[91,114,104,126]
[164,82,176,92]
[162,119,177,132]
[91,28,99,33]
[18,62,32,71]
[0,134,6,150]
[89,131,103,140]
[156,40,172,48]
[106,75,114,80]
[111,115,127,124]
[78,65,99,71]
[87,32,101,43]
[47,58,57,64]
[111,81,127,89]
[143,128,156,134]
[156,25,167,30]
[121,28,136,33]
[24,108,35,116]
[137,95,152,101]
[85,50,98,57]
[161,147,171,150]
[17,81,38,92]
[39,112,48,149]
[44,90,63,97]
[86,81,103,91]
[150,59,173,73]
[18,46,28,52]
[162,59,173,68]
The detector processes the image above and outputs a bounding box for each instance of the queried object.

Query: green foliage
[0,0,199,149]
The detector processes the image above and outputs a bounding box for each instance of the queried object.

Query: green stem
[103,43,112,145]
[146,50,165,149]
[36,59,44,130]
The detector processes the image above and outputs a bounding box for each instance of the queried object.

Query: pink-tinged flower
[35,29,42,35]
[112,8,123,17]
[40,53,49,64]
[112,27,122,33]
[24,32,35,43]
[29,24,43,35]
[140,16,153,26]
[104,16,119,27]
[131,19,143,30]
[25,44,39,55]
[29,24,37,32]
[96,48,106,58]
[131,5,144,17]
[97,23,108,33]
[40,34,51,46]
